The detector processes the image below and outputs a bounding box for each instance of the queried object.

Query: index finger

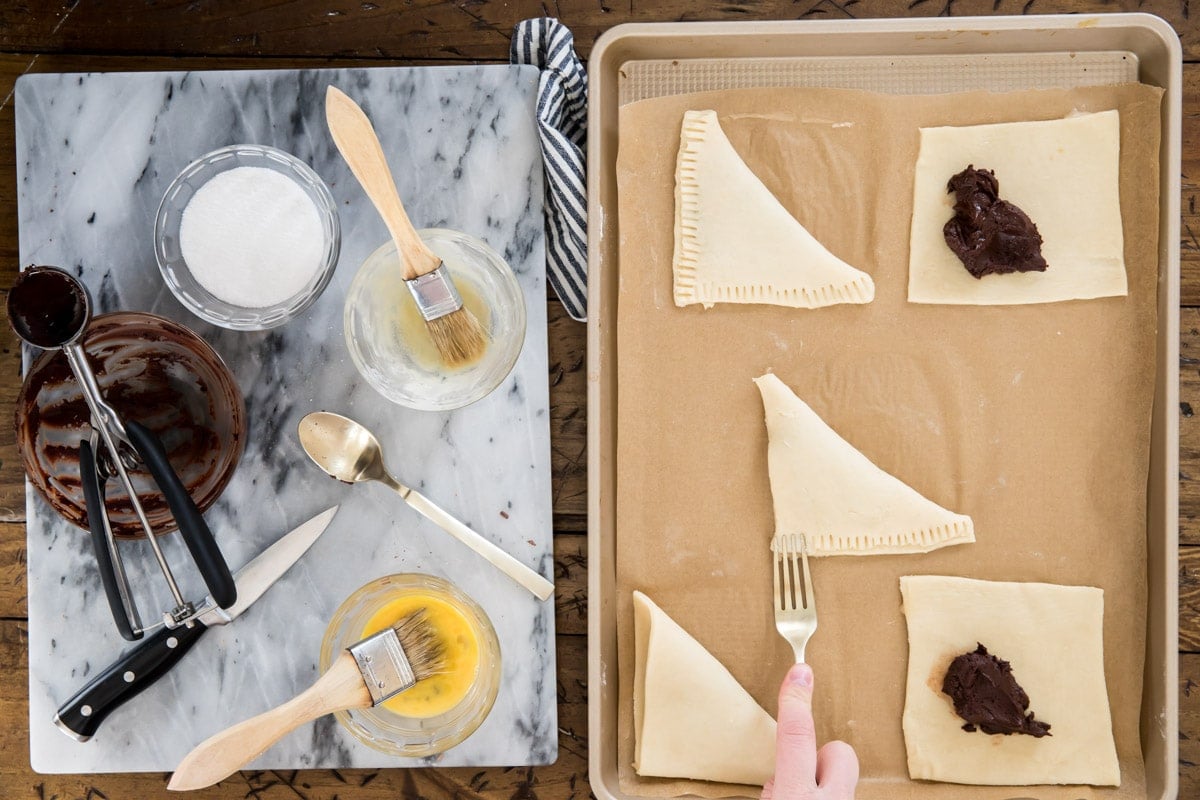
[773,664,818,795]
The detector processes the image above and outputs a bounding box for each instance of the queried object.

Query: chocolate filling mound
[942,643,1051,737]
[943,166,1048,279]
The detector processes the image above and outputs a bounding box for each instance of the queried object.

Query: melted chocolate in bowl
[16,312,245,538]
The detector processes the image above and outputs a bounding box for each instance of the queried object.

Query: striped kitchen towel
[511,18,588,322]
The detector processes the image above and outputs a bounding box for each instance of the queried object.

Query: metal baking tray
[586,14,1181,800]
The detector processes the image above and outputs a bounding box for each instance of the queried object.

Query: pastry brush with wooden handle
[325,84,488,368]
[167,609,443,791]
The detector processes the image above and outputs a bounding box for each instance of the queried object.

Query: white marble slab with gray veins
[14,65,556,773]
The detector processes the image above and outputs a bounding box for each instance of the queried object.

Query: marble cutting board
[14,65,556,773]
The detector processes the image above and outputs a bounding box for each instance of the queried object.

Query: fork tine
[789,536,804,609]
[780,541,791,608]
[782,534,797,610]
[772,536,782,612]
[785,534,797,610]
[786,537,796,611]
[782,534,792,609]
[800,533,814,610]
[783,543,794,610]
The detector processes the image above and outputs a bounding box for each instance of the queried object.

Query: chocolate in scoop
[8,266,89,348]
[943,166,1048,279]
[942,643,1051,737]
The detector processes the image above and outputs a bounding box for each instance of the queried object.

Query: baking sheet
[614,83,1162,799]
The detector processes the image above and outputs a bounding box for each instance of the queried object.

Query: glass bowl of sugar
[154,144,340,330]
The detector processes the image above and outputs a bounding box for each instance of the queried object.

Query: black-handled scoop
[8,265,237,639]
[79,437,140,641]
[125,419,236,608]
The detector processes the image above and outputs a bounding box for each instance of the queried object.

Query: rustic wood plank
[0,522,23,620]
[1182,653,1200,796]
[1182,546,1200,652]
[1,0,1198,62]
[554,532,588,637]
[1181,310,1200,545]
[0,618,588,800]
[549,300,587,531]
[1182,67,1200,306]
[0,306,19,525]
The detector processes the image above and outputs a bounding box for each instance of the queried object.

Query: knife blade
[52,506,339,742]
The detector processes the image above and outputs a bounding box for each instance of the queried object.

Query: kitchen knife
[52,506,339,742]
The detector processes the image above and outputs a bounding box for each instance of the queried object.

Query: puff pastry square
[908,110,1125,305]
[755,373,974,556]
[633,591,776,785]
[900,575,1120,786]
[673,109,874,309]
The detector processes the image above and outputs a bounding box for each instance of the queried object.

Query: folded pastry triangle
[633,591,776,786]
[755,373,974,556]
[673,109,875,309]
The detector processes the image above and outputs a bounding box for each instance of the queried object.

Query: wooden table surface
[0,2,1196,798]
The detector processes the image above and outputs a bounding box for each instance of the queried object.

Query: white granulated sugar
[180,166,325,308]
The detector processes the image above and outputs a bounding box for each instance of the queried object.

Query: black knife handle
[124,419,237,609]
[79,438,140,642]
[53,620,208,741]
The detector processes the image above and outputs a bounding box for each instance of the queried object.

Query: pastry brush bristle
[392,608,445,680]
[425,306,488,368]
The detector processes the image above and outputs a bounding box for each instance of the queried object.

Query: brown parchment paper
[614,83,1163,800]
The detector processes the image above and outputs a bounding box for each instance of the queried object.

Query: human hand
[761,664,859,800]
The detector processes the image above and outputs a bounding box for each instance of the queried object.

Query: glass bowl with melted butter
[320,573,501,757]
[343,229,526,411]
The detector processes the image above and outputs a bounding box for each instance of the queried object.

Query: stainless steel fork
[772,533,818,663]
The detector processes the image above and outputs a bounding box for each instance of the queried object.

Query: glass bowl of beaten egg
[154,144,341,331]
[320,573,501,757]
[343,229,526,410]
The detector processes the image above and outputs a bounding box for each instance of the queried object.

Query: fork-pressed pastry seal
[755,373,974,556]
[672,109,875,309]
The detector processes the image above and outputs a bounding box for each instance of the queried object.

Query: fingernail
[787,664,813,688]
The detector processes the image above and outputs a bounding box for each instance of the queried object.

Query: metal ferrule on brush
[406,265,463,321]
[348,628,416,705]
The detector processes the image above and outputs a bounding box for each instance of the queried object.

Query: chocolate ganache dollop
[943,166,1048,279]
[941,643,1051,738]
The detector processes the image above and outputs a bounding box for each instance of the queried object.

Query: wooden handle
[324,85,441,279]
[404,489,555,601]
[167,651,371,791]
